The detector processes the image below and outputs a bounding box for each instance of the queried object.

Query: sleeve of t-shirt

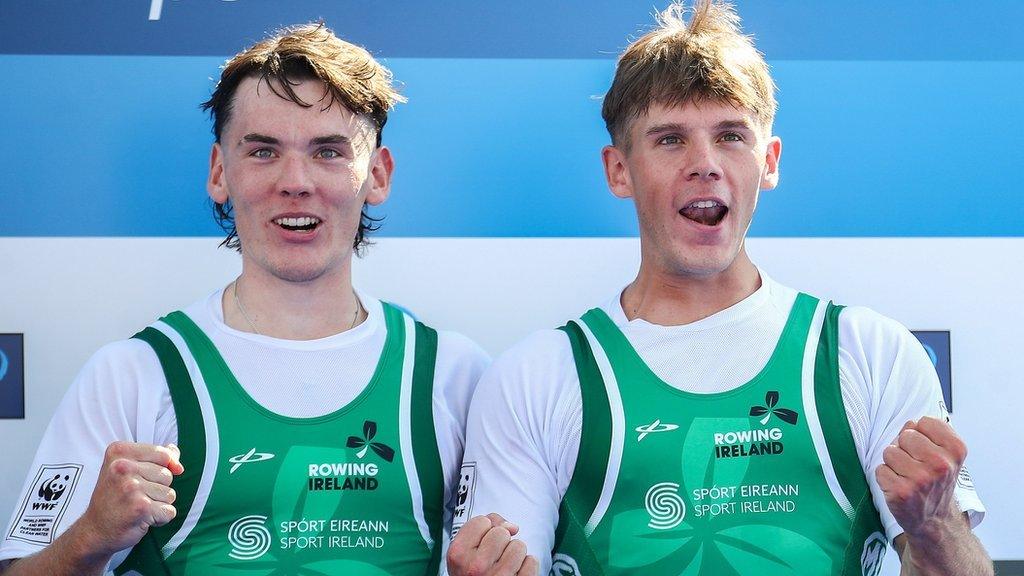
[838,306,984,543]
[0,338,175,565]
[431,330,490,574]
[454,329,581,575]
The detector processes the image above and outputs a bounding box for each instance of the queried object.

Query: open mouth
[274,216,321,233]
[679,200,728,227]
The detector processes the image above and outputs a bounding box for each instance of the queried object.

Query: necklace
[232,279,362,336]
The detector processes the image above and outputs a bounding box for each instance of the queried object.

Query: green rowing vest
[114,303,444,575]
[551,293,887,576]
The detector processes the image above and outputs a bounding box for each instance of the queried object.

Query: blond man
[448,2,990,575]
[1,23,487,575]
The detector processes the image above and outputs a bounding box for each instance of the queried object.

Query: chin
[666,248,738,278]
[269,262,333,284]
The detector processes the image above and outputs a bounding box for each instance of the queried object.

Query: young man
[0,23,487,575]
[448,2,990,575]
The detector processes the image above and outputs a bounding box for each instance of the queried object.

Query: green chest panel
[118,303,444,576]
[552,294,887,576]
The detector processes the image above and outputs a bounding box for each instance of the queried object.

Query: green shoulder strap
[116,325,207,575]
[813,302,885,565]
[408,316,444,575]
[552,319,609,574]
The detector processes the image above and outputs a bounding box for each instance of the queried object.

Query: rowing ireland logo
[346,420,395,462]
[749,391,799,425]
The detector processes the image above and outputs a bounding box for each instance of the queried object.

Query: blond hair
[602,0,776,149]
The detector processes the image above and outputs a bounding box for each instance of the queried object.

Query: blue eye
[317,148,342,159]
[659,135,682,145]
[252,148,274,159]
[721,132,743,142]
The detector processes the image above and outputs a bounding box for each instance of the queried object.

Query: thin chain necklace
[232,279,361,336]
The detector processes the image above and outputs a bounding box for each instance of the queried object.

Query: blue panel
[0,334,25,419]
[912,331,952,412]
[2,1,1023,60]
[1,56,1022,237]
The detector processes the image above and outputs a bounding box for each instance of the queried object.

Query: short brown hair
[201,22,405,252]
[602,0,776,149]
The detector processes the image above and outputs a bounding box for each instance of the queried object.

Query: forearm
[0,522,110,576]
[899,517,993,576]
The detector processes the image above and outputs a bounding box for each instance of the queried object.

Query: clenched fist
[876,416,966,537]
[448,513,539,576]
[78,441,184,557]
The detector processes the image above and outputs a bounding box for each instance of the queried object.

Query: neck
[223,265,363,340]
[622,253,761,326]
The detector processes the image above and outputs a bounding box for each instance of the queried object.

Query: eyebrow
[714,119,756,132]
[310,134,351,146]
[239,133,278,145]
[238,133,353,146]
[644,119,756,137]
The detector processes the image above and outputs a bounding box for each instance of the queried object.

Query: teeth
[274,217,320,227]
[689,200,721,209]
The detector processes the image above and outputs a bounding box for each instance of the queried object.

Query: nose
[276,154,312,197]
[685,140,722,182]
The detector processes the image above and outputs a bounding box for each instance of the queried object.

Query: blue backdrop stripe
[2,56,1021,237]
[2,1,1023,61]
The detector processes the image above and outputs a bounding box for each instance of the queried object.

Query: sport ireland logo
[635,418,679,442]
[228,515,272,560]
[550,553,581,576]
[645,482,686,530]
[860,531,887,576]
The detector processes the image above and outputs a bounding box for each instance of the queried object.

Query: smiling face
[207,76,393,284]
[603,99,781,280]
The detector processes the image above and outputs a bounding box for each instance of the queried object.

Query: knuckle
[951,441,968,463]
[130,496,151,518]
[110,458,135,476]
[470,515,490,528]
[468,559,491,576]
[507,539,527,555]
[106,441,128,458]
[153,445,174,466]
[895,485,915,503]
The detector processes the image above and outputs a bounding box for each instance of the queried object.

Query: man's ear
[364,146,393,206]
[207,143,228,204]
[760,136,782,191]
[603,144,634,199]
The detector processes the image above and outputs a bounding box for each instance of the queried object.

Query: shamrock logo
[346,420,395,462]
[749,391,798,426]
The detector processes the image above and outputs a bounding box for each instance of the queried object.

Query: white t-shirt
[0,290,490,569]
[457,273,984,574]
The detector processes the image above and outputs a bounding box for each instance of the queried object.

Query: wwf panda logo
[38,474,71,502]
